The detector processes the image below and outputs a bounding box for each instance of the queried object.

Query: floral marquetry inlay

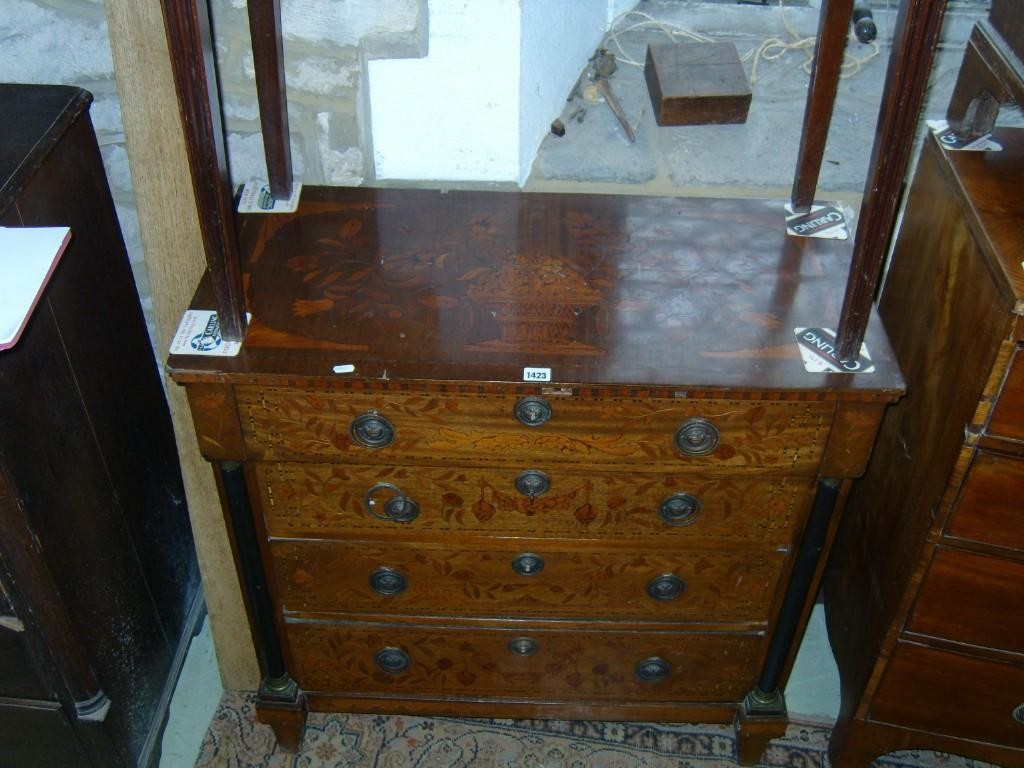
[238,387,832,474]
[256,462,814,547]
[271,539,783,622]
[216,188,906,393]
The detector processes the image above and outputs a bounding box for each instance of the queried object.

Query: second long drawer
[271,538,785,622]
[255,462,815,547]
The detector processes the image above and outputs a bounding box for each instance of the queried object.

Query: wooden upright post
[835,0,947,361]
[106,0,260,688]
[791,0,855,213]
[247,0,293,200]
[159,0,248,342]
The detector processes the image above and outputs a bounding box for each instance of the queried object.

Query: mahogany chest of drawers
[170,188,903,762]
[826,129,1024,766]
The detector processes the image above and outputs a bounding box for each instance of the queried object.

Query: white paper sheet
[0,226,72,350]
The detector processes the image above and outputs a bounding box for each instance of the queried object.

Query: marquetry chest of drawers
[826,129,1024,767]
[170,188,903,762]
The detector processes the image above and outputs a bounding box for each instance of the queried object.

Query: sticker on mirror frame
[237,179,303,213]
[794,327,875,374]
[169,310,252,357]
[926,120,1002,152]
[784,203,852,240]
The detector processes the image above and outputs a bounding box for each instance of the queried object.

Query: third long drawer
[270,537,785,623]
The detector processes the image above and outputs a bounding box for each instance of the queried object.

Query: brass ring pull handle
[369,566,407,596]
[511,553,545,576]
[635,656,672,683]
[646,573,686,601]
[674,418,720,456]
[514,396,552,427]
[374,647,410,674]
[363,482,420,523]
[350,410,395,448]
[1013,703,1024,725]
[515,469,551,498]
[658,492,702,526]
[507,637,540,656]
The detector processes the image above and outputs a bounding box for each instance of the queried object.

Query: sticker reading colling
[794,327,875,374]
[784,203,852,240]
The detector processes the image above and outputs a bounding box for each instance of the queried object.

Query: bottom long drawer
[285,619,761,703]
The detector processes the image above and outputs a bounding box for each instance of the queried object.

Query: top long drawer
[236,387,833,473]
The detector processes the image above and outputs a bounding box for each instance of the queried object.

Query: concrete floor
[159,618,222,768]
[159,2,1006,765]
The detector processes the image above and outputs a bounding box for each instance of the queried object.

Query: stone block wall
[212,0,427,187]
[2,0,155,335]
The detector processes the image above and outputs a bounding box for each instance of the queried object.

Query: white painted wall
[519,0,607,183]
[370,0,627,185]
[607,0,636,23]
[369,0,522,182]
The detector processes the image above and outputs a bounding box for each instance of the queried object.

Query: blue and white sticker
[237,179,303,213]
[926,120,1002,152]
[169,310,251,357]
[523,367,552,382]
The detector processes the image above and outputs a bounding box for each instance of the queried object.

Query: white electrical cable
[603,2,880,84]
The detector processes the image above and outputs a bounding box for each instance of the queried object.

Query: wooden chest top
[932,128,1024,316]
[169,187,902,398]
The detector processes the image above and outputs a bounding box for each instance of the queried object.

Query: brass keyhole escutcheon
[507,637,540,656]
[646,573,686,601]
[514,396,552,427]
[369,566,407,596]
[635,656,672,683]
[674,418,720,456]
[350,410,396,449]
[512,553,545,576]
[375,647,410,674]
[515,469,551,498]
[658,492,702,526]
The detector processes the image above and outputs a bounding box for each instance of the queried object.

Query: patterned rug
[194,692,989,768]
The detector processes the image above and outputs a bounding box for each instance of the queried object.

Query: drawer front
[988,351,1023,442]
[907,546,1024,654]
[286,620,761,702]
[945,452,1024,552]
[256,462,814,547]
[871,642,1024,749]
[237,387,832,473]
[271,539,783,622]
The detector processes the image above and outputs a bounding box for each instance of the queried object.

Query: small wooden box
[644,42,752,126]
